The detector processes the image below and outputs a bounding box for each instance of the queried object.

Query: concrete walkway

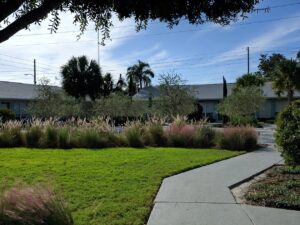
[147,125,300,225]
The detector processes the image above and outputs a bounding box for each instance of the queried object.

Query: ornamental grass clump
[144,118,167,146]
[57,128,72,149]
[166,117,197,147]
[193,126,216,148]
[124,121,145,147]
[0,121,23,147]
[40,126,59,148]
[217,126,257,151]
[0,184,74,225]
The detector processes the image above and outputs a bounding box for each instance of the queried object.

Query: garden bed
[0,147,240,225]
[240,166,300,211]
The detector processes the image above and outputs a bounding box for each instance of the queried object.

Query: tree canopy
[61,55,103,100]
[0,0,260,43]
[271,58,300,104]
[156,73,196,117]
[218,86,264,121]
[233,72,265,93]
[258,53,286,80]
[257,51,300,104]
[126,60,154,90]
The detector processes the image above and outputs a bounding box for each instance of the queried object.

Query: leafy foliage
[103,73,114,97]
[61,56,103,100]
[93,94,148,118]
[218,86,264,124]
[126,60,154,90]
[276,100,300,166]
[258,53,286,80]
[0,109,15,123]
[258,52,300,103]
[28,78,80,119]
[271,58,300,103]
[233,72,265,93]
[156,74,196,117]
[0,0,260,43]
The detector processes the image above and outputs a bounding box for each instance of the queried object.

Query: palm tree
[61,55,102,100]
[127,75,136,97]
[126,60,154,90]
[103,73,114,97]
[272,59,300,104]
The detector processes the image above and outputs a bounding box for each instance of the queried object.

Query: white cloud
[0,12,138,85]
[192,13,300,69]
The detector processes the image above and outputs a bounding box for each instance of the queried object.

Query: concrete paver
[148,203,253,225]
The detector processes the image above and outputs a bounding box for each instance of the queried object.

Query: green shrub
[145,123,166,146]
[25,126,43,148]
[276,101,300,166]
[0,184,74,225]
[124,123,144,148]
[193,126,216,148]
[0,109,15,123]
[217,127,257,151]
[230,116,258,126]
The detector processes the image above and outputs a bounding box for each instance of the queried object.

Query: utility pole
[247,46,250,75]
[33,59,37,85]
[97,30,100,66]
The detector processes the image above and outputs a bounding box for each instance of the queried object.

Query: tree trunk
[139,79,143,90]
[287,89,294,104]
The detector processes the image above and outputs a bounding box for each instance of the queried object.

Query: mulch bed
[244,165,300,211]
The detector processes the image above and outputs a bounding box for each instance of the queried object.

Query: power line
[3,15,300,47]
[0,54,58,68]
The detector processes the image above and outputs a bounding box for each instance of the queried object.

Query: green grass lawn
[0,148,240,225]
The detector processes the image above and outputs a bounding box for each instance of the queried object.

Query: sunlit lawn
[0,148,241,225]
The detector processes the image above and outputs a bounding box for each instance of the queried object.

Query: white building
[133,82,300,121]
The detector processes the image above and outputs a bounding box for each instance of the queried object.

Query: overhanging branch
[0,0,26,23]
[0,0,64,43]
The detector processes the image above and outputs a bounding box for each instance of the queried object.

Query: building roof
[0,81,59,101]
[133,82,300,101]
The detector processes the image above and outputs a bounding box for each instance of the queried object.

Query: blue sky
[0,0,300,85]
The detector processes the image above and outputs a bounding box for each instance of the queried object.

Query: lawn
[0,148,240,225]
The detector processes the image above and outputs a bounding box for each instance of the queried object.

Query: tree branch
[0,0,27,23]
[0,0,64,43]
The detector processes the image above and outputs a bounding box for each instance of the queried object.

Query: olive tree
[156,74,196,117]
[218,86,264,124]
